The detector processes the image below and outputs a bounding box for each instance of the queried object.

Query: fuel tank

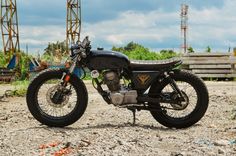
[86,50,130,70]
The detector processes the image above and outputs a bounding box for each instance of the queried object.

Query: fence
[1,53,236,81]
[181,53,236,78]
[0,68,15,82]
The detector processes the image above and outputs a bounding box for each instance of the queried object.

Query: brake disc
[46,85,69,108]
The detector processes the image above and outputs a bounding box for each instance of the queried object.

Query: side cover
[131,71,161,90]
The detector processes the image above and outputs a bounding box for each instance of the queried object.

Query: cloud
[189,0,236,50]
[19,25,66,53]
[18,0,66,26]
[83,0,224,23]
[83,10,180,49]
[17,0,224,25]
[0,0,234,53]
[81,0,236,52]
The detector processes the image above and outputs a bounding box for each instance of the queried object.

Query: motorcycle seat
[130,58,182,70]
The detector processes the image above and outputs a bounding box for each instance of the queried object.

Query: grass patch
[8,80,30,97]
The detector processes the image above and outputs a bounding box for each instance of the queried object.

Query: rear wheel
[27,69,88,127]
[149,70,209,129]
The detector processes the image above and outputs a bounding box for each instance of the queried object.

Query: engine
[103,71,120,92]
[103,71,138,106]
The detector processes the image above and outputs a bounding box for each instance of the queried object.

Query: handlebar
[71,36,90,50]
[70,36,91,59]
[81,36,90,48]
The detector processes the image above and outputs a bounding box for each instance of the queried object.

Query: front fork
[61,56,79,85]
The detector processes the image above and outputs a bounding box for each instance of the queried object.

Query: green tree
[124,41,147,51]
[188,47,195,53]
[112,41,148,53]
[43,41,68,56]
[43,41,69,64]
[0,52,7,67]
[112,46,124,52]
[206,46,211,53]
[159,49,177,59]
[160,49,175,55]
[111,42,178,60]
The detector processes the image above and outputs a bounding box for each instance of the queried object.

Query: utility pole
[0,0,20,60]
[181,4,189,53]
[66,0,81,49]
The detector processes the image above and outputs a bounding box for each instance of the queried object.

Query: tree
[188,47,194,53]
[111,42,178,60]
[112,41,149,53]
[160,49,175,55]
[112,46,124,52]
[42,41,69,64]
[124,41,145,51]
[206,46,211,53]
[0,52,7,67]
[43,41,68,56]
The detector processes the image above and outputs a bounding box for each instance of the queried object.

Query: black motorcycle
[26,36,209,129]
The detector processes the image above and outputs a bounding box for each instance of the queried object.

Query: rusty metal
[66,0,81,49]
[0,67,15,82]
[0,0,20,59]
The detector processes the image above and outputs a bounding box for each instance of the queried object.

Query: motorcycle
[26,36,209,129]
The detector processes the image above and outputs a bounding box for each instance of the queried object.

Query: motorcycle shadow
[65,123,200,131]
[25,123,201,132]
[67,123,168,131]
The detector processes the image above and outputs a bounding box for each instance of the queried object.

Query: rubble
[0,81,236,155]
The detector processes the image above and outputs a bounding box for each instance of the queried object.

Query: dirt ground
[0,81,236,156]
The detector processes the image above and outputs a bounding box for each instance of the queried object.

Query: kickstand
[131,109,136,126]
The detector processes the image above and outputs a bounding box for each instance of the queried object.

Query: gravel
[0,81,236,156]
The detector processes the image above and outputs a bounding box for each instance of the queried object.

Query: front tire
[149,70,209,129]
[26,69,88,127]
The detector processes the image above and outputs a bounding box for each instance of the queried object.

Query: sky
[1,0,235,54]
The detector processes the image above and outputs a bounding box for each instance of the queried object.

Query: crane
[66,0,81,48]
[0,0,81,81]
[0,0,20,61]
[0,0,81,57]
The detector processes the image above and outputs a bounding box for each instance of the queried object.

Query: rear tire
[26,69,88,127]
[149,70,209,129]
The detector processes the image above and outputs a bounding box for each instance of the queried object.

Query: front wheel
[26,69,88,127]
[149,70,209,129]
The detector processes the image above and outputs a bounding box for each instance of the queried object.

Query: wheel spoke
[160,80,198,119]
[36,79,78,118]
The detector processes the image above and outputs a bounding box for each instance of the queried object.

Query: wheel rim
[160,80,198,119]
[36,79,78,118]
